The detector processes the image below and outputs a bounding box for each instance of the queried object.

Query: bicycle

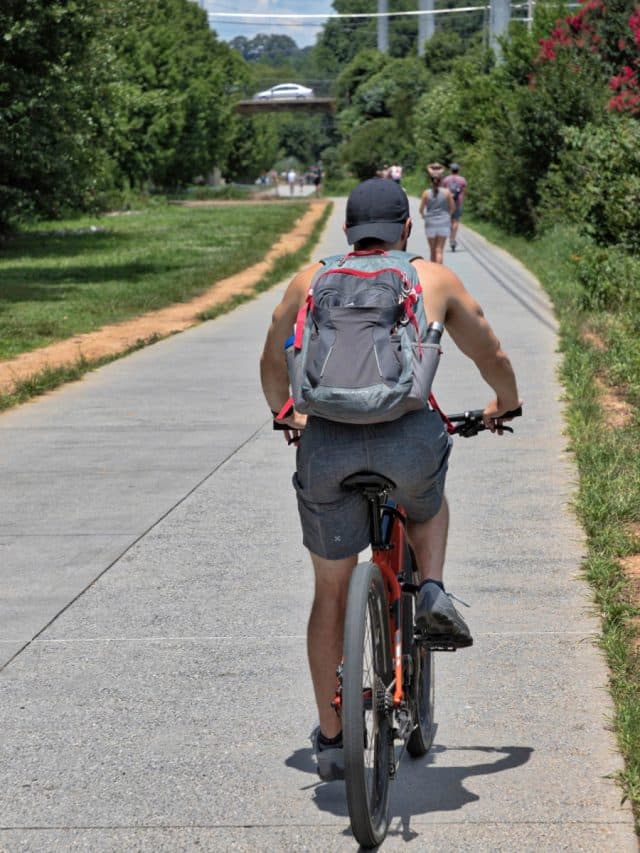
[331,405,522,849]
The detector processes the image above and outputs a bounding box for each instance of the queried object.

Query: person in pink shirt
[442,163,467,252]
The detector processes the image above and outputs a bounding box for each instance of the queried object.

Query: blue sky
[202,1,335,48]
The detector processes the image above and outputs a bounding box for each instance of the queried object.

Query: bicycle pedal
[425,640,458,652]
[416,631,473,651]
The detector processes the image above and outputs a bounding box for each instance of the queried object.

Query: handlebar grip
[502,406,522,419]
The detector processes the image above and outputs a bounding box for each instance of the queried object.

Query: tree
[104,0,247,190]
[422,31,466,75]
[337,51,430,174]
[225,115,280,182]
[314,0,427,75]
[335,49,388,106]
[341,118,402,179]
[0,0,110,228]
[0,0,251,227]
[230,34,299,64]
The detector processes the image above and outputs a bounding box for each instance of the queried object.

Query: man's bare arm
[413,259,520,422]
[445,280,519,414]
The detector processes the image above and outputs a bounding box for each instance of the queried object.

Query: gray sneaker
[311,727,344,782]
[415,581,473,647]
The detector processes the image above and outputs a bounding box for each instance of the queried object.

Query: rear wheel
[342,561,393,849]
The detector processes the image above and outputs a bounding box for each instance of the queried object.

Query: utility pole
[490,0,511,59]
[377,0,389,53]
[418,0,435,56]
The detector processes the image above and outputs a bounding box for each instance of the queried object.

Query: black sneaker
[451,241,457,252]
[415,581,472,647]
[311,727,344,781]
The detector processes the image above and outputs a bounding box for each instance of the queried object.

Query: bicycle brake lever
[457,422,514,437]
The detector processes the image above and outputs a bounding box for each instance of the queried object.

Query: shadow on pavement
[286,742,533,844]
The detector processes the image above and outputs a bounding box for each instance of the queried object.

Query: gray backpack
[285,249,441,424]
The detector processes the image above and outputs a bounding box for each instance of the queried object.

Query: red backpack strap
[429,393,455,434]
[275,397,295,420]
[294,286,314,349]
[402,291,422,358]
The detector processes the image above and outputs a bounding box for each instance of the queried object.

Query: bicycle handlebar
[447,406,522,437]
[273,405,523,439]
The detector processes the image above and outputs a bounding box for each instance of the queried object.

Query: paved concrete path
[275,183,318,199]
[0,200,636,851]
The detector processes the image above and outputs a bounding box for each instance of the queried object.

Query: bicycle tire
[342,560,393,849]
[406,547,435,757]
[406,643,435,756]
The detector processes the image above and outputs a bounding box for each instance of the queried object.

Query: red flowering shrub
[609,64,640,113]
[536,0,640,116]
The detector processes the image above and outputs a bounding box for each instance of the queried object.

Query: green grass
[197,201,333,322]
[466,215,640,827]
[0,335,162,413]
[0,201,307,360]
[167,184,254,201]
[0,200,332,412]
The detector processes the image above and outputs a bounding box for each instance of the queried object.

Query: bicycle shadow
[285,739,533,845]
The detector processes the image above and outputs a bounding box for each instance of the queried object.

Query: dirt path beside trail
[0,201,329,395]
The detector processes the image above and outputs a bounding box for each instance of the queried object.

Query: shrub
[576,245,640,315]
[538,116,640,251]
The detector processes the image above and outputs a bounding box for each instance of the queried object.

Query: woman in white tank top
[418,163,456,264]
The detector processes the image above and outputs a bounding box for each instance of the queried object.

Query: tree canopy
[1,0,247,229]
[3,0,639,242]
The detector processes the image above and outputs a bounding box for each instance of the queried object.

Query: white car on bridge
[253,83,314,100]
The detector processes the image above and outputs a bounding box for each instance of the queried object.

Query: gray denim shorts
[293,409,452,560]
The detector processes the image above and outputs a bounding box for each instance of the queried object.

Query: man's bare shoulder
[411,257,462,291]
[283,260,324,306]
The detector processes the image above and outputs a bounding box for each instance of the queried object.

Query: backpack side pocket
[408,341,441,405]
[285,334,308,413]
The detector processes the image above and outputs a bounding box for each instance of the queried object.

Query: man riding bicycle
[260,178,520,781]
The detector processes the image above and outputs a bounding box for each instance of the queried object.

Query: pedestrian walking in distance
[419,163,455,264]
[442,163,467,252]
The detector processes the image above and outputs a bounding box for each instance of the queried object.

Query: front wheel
[342,561,393,849]
[406,644,435,756]
[405,546,435,757]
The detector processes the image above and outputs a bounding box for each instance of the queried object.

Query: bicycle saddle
[340,471,396,493]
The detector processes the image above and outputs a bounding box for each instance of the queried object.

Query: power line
[208,6,494,22]
[215,19,326,30]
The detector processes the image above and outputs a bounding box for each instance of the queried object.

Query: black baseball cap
[345,178,410,245]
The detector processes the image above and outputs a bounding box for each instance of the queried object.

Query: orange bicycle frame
[331,496,410,717]
[373,503,408,707]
